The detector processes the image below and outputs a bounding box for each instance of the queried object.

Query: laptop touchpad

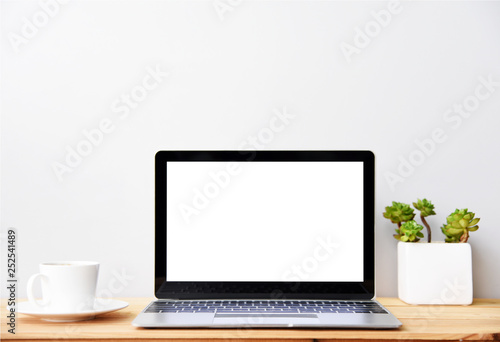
[213,313,320,326]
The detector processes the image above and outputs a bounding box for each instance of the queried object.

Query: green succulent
[441,209,479,243]
[413,198,436,217]
[383,201,415,226]
[395,220,424,242]
[441,225,460,243]
[413,198,436,242]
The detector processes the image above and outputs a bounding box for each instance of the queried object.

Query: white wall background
[2,0,500,299]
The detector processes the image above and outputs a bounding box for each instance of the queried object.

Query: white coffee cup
[27,261,99,313]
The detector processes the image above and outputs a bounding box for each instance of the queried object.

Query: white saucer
[15,299,128,322]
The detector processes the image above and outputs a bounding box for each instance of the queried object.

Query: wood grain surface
[2,298,499,341]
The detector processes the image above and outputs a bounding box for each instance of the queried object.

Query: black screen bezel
[155,150,375,300]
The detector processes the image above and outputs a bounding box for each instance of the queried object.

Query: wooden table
[2,298,500,341]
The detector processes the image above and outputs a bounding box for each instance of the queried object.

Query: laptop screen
[155,151,375,300]
[166,161,364,282]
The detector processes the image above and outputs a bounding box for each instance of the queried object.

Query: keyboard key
[198,307,214,311]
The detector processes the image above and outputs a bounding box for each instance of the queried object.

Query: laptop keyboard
[145,300,388,314]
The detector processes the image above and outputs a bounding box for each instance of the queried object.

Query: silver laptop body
[132,151,401,329]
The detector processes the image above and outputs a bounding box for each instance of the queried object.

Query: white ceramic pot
[397,241,473,305]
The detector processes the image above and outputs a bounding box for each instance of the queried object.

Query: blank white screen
[166,161,364,282]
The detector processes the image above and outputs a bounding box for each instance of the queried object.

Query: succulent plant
[385,199,480,243]
[440,225,460,243]
[413,198,436,242]
[413,198,436,217]
[395,220,424,242]
[441,209,480,243]
[383,201,415,227]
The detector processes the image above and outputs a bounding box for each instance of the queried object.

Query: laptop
[132,150,402,328]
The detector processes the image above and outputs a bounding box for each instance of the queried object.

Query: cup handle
[27,273,48,308]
